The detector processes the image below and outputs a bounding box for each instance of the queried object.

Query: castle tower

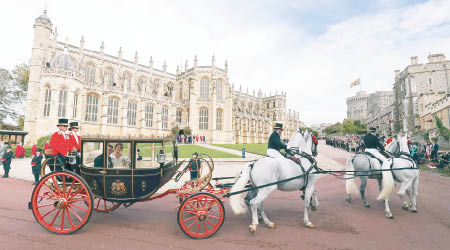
[24,10,53,144]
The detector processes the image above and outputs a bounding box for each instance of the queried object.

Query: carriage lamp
[157,149,165,164]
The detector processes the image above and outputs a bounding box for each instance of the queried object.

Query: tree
[324,122,342,135]
[17,116,25,130]
[342,119,356,134]
[0,64,29,126]
[353,119,367,134]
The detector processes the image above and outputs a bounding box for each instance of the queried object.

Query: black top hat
[69,121,79,128]
[368,127,376,132]
[36,148,42,152]
[57,118,69,126]
[274,123,284,130]
[193,152,199,156]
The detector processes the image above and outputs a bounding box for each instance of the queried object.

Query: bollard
[242,148,246,158]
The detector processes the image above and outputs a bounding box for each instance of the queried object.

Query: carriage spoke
[196,221,200,234]
[37,203,55,209]
[207,215,220,220]
[187,219,197,230]
[95,198,101,209]
[60,208,65,230]
[43,184,59,198]
[66,207,74,228]
[51,177,61,196]
[206,218,216,227]
[41,208,57,220]
[183,215,196,223]
[62,175,66,197]
[66,179,76,198]
[183,210,196,215]
[69,197,89,204]
[68,206,84,222]
[37,195,59,201]
[203,222,208,233]
[49,209,61,227]
[70,203,88,212]
[103,200,107,209]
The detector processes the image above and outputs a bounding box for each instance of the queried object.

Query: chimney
[410,56,418,65]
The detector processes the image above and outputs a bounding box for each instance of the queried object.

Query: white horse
[230,131,319,234]
[383,135,420,212]
[346,135,419,218]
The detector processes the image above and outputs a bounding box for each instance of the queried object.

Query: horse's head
[385,139,400,155]
[303,131,318,157]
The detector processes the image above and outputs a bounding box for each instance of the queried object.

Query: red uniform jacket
[50,131,70,156]
[15,145,26,158]
[68,132,81,151]
[32,145,37,156]
[386,137,393,145]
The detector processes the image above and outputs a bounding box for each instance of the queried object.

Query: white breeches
[365,148,388,163]
[267,148,284,159]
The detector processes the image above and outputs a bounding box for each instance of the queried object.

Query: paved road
[0,141,449,250]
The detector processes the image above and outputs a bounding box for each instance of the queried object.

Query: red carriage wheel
[92,195,120,212]
[31,171,93,234]
[177,192,225,239]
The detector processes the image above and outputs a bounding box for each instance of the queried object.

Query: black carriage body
[79,138,182,203]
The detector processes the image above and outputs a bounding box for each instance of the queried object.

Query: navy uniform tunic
[363,133,385,150]
[268,131,287,152]
[31,154,43,183]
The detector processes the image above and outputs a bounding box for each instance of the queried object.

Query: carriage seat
[363,152,383,166]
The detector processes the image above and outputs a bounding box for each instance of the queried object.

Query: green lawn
[136,144,240,158]
[418,162,450,177]
[177,145,240,158]
[213,144,268,156]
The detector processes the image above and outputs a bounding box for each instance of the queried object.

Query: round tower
[24,10,53,145]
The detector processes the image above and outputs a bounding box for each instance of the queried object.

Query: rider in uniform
[267,123,287,158]
[68,122,81,152]
[363,127,390,169]
[49,118,71,169]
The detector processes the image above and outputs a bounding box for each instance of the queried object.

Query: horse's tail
[230,163,252,215]
[345,156,358,195]
[376,158,395,200]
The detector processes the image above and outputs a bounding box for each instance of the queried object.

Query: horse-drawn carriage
[29,137,224,238]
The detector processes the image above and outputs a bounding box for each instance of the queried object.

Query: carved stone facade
[24,12,302,145]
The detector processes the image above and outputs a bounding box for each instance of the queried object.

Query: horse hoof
[249,225,256,234]
[363,203,370,208]
[387,215,394,219]
[304,222,314,228]
[410,209,417,213]
[268,223,276,229]
[402,206,409,211]
[311,206,317,211]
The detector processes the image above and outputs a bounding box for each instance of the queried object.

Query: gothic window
[199,108,209,130]
[200,78,209,99]
[138,76,146,92]
[273,101,276,108]
[106,68,115,86]
[176,109,182,123]
[162,106,169,129]
[124,73,132,91]
[127,101,137,126]
[145,104,154,127]
[85,64,96,83]
[216,109,223,131]
[85,94,98,122]
[273,113,276,121]
[57,88,67,118]
[267,103,269,109]
[152,79,159,95]
[72,92,79,119]
[107,98,119,124]
[43,86,51,117]
[164,82,173,97]
[216,79,223,100]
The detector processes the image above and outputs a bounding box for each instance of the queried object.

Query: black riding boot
[3,168,9,178]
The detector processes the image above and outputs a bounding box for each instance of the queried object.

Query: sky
[1,0,450,126]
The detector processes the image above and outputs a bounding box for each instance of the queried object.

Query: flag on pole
[350,78,360,88]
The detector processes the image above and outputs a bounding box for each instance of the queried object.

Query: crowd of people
[175,134,206,144]
[326,132,449,171]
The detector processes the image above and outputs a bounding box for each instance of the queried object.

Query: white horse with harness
[230,131,319,233]
[346,134,419,217]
